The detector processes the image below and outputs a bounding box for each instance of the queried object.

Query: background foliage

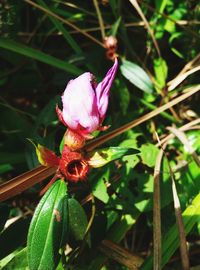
[0,0,199,269]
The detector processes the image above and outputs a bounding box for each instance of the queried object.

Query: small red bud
[103,36,118,61]
[104,36,118,50]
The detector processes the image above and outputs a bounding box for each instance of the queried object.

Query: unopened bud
[64,129,85,151]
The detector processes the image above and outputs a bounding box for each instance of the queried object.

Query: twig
[0,166,57,202]
[17,20,200,36]
[24,0,104,47]
[155,134,190,270]
[164,153,190,270]
[153,137,166,270]
[93,0,105,40]
[128,0,161,57]
[99,239,144,270]
[167,126,200,167]
[167,66,200,91]
[157,118,200,146]
[85,85,200,151]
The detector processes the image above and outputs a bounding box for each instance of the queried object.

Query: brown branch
[85,86,200,151]
[0,86,199,202]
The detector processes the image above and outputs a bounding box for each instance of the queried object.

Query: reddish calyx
[59,146,89,182]
[64,129,85,151]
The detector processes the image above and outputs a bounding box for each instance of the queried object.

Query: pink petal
[62,72,100,134]
[95,58,118,120]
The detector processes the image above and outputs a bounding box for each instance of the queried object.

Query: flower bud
[56,59,118,137]
[64,129,85,151]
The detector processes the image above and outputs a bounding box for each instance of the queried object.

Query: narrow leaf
[0,38,82,75]
[1,248,28,270]
[141,192,200,269]
[37,0,82,54]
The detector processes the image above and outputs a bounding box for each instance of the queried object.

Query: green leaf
[88,214,139,270]
[115,79,130,115]
[155,0,168,12]
[1,248,28,270]
[91,169,110,203]
[27,180,68,270]
[140,144,159,167]
[110,17,121,36]
[153,57,168,89]
[0,164,13,174]
[87,147,139,168]
[169,32,184,59]
[68,198,88,243]
[119,138,140,173]
[35,96,60,129]
[120,59,154,93]
[0,38,83,75]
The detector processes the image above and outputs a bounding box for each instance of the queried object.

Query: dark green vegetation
[0,1,199,269]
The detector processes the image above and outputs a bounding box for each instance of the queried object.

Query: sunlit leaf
[87,147,139,168]
[91,169,109,203]
[120,59,154,93]
[140,144,159,167]
[27,180,68,270]
[1,248,28,270]
[153,57,168,89]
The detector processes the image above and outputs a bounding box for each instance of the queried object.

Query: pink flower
[56,58,118,137]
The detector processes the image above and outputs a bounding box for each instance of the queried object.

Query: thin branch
[167,126,200,167]
[0,166,57,202]
[93,0,105,40]
[156,118,200,146]
[167,66,200,91]
[99,239,143,270]
[164,153,190,270]
[153,141,166,270]
[128,0,161,57]
[156,135,190,270]
[24,0,104,47]
[85,85,200,151]
[17,20,200,36]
